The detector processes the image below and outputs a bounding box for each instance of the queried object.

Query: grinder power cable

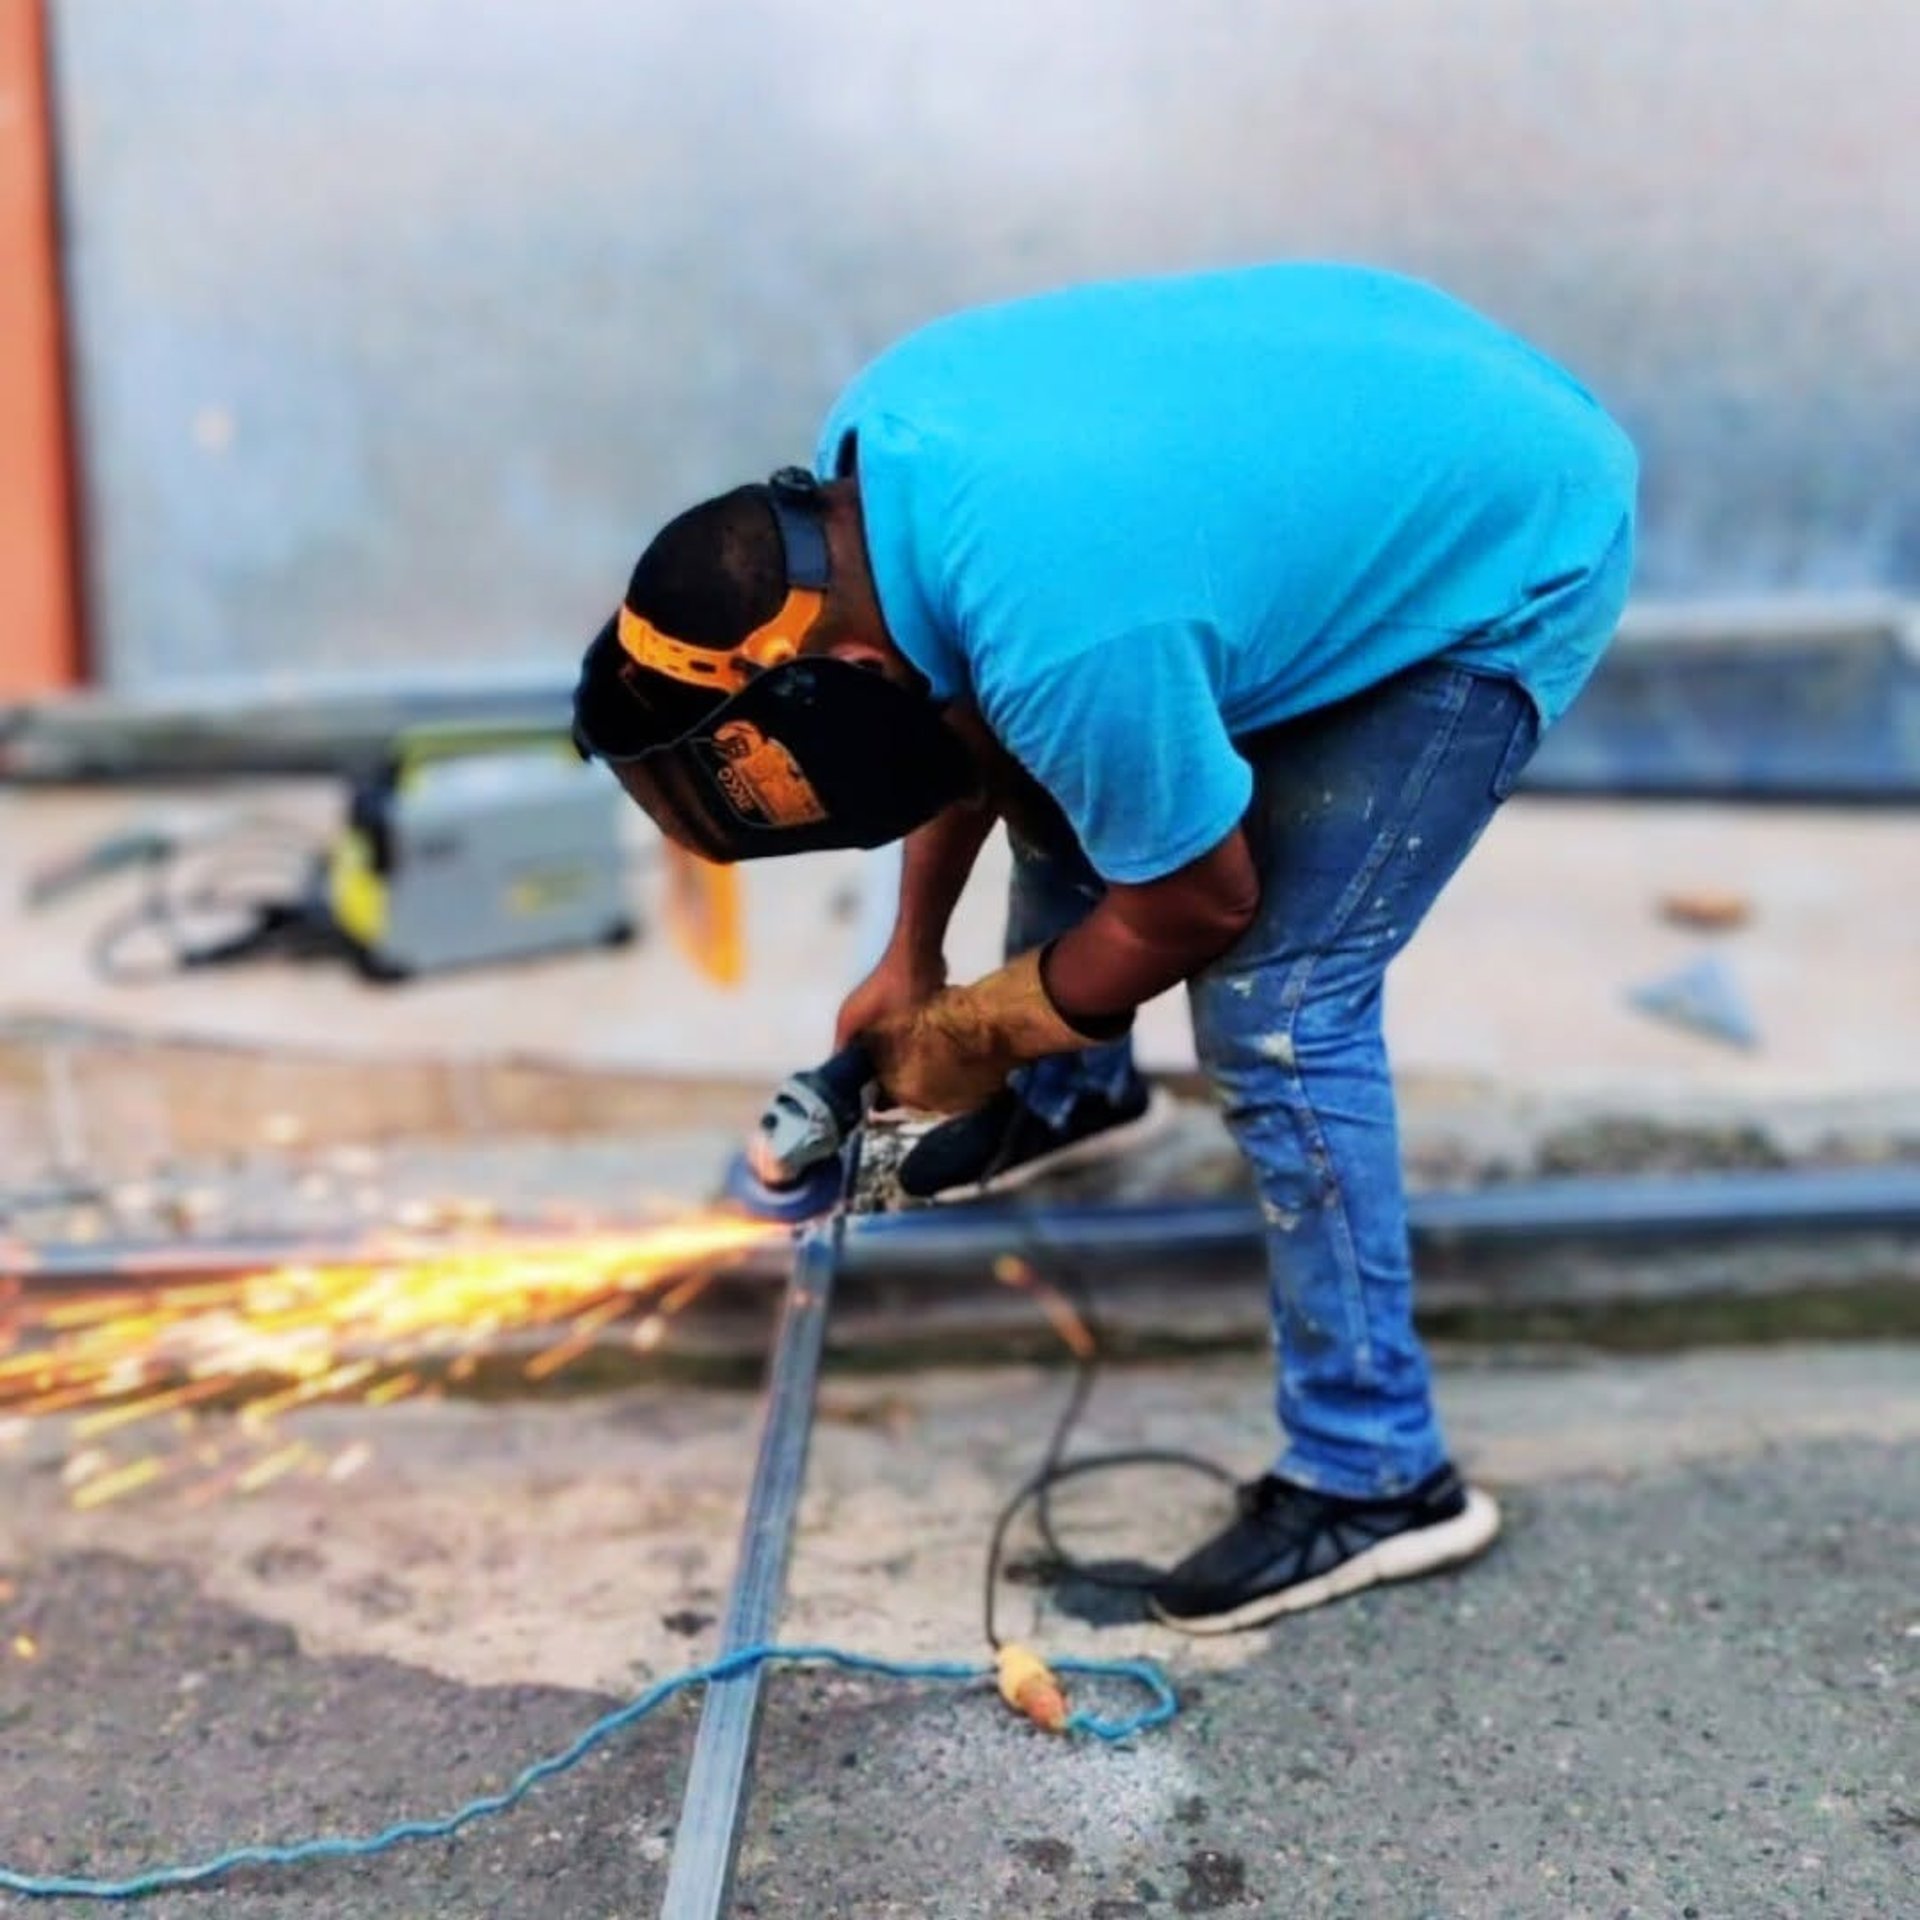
[0,1056,1200,1906]
[720,1040,1240,1654]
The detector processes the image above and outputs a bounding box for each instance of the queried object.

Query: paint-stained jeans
[1005,661,1542,1498]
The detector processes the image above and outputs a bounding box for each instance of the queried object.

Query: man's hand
[834,942,948,1051]
[864,949,1102,1113]
[859,829,1260,1112]
[831,804,996,1052]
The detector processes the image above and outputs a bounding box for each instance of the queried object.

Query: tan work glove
[864,947,1110,1114]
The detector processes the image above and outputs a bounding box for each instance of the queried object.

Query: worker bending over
[573,263,1636,1632]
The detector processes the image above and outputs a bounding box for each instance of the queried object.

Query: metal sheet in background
[46,0,1920,695]
[6,598,1915,801]
[1523,598,1920,803]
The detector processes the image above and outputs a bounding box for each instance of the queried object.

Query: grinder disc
[719,1151,846,1223]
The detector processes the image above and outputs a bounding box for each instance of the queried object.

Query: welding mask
[572,467,976,862]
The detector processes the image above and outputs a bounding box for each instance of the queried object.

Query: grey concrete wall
[50,0,1918,690]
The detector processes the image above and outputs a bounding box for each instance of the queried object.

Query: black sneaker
[1148,1464,1501,1635]
[895,1083,1174,1203]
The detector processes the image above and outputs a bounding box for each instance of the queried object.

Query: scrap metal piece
[11,1163,1920,1296]
[659,1217,840,1920]
[1628,955,1760,1049]
[1657,888,1753,932]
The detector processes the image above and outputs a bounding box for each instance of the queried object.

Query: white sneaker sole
[925,1085,1181,1205]
[1148,1486,1503,1636]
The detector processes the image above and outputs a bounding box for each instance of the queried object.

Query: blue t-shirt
[815,264,1637,882]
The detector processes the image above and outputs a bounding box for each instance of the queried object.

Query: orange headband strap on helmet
[616,590,825,696]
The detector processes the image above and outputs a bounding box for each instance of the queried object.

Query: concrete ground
[2,1343,1916,1917]
[5,781,1916,1249]
[2,783,1914,1919]
[4,782,1917,1101]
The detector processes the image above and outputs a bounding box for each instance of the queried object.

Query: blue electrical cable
[0,1643,1177,1902]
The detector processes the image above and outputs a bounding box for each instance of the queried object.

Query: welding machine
[38,724,638,984]
[327,723,635,979]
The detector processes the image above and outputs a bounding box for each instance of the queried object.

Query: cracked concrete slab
[1,1343,1916,1916]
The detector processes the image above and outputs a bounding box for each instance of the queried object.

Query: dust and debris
[1008,1835,1076,1877]
[246,1542,324,1585]
[1535,1116,1788,1176]
[818,1391,918,1437]
[1175,1847,1250,1911]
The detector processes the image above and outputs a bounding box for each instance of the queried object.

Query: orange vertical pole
[0,0,80,696]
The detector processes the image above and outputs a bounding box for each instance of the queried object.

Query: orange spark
[326,1442,373,1483]
[522,1297,631,1381]
[10,1379,119,1420]
[1,1209,779,1507]
[71,1456,166,1510]
[73,1374,237,1439]
[657,1269,718,1316]
[240,1359,382,1427]
[235,1443,314,1495]
[992,1254,1096,1360]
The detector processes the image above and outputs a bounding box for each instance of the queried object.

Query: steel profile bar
[5,1164,1917,1298]
[659,1216,841,1920]
[838,1162,1920,1270]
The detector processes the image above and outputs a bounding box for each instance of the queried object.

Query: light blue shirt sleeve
[979,623,1253,883]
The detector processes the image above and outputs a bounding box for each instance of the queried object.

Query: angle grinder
[722,1042,876,1221]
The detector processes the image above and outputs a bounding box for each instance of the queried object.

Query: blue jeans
[1006,661,1542,1498]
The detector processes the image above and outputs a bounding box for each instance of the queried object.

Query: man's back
[817,263,1636,881]
[819,262,1635,731]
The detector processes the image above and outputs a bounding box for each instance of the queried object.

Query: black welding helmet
[572,467,976,862]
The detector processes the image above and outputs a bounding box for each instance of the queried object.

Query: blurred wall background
[49,0,1916,691]
[0,0,76,696]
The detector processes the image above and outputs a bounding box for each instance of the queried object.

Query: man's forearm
[868,824,1258,1112]
[889,802,997,959]
[1040,829,1260,1026]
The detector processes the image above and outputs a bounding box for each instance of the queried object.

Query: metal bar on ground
[839,1162,1920,1270]
[5,1163,1919,1295]
[659,1216,841,1920]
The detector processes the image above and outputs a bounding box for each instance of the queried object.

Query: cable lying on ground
[0,1643,1177,1902]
